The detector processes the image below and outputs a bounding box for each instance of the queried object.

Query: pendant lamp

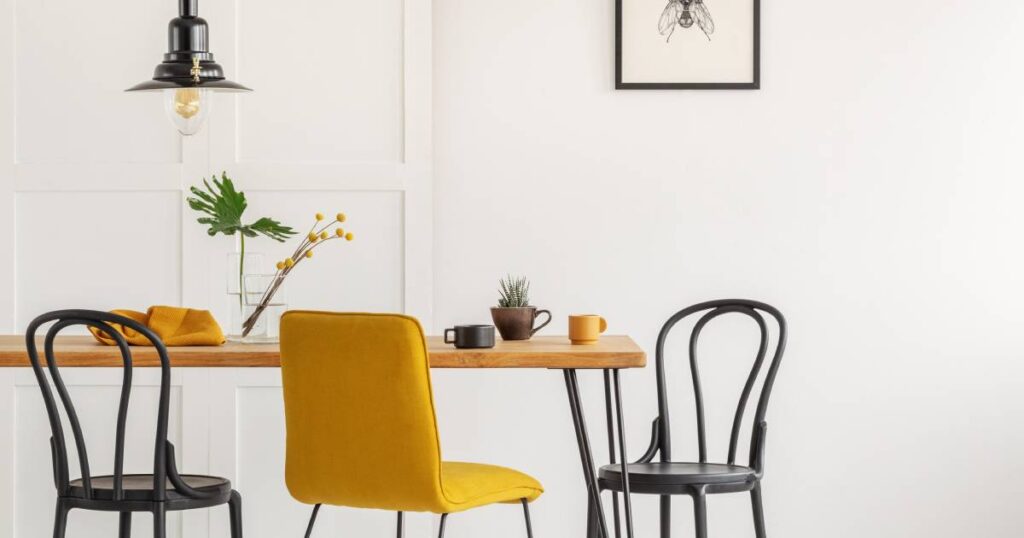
[126,0,250,135]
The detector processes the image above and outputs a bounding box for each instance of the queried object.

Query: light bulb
[164,88,211,136]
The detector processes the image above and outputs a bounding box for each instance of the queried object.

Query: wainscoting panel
[235,0,404,165]
[192,190,405,329]
[0,0,15,331]
[1,0,432,330]
[14,192,183,330]
[14,0,180,165]
[243,191,404,312]
[0,0,432,533]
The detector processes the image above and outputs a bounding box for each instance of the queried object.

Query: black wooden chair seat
[69,474,233,502]
[599,462,757,488]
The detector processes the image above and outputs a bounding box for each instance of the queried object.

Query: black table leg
[563,369,610,538]
[603,370,636,538]
[611,369,635,538]
[603,371,622,538]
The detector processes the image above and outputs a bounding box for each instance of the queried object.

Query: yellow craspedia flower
[345,232,354,241]
[320,231,328,240]
[276,261,285,271]
[335,228,345,237]
[284,257,295,268]
[305,250,314,259]
[307,231,318,242]
[315,212,324,221]
[336,213,346,222]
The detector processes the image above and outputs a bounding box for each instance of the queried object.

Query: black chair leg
[521,499,534,538]
[228,490,243,538]
[610,491,621,538]
[118,511,132,538]
[52,499,70,538]
[304,504,321,538]
[153,504,167,538]
[751,484,767,538]
[437,513,448,538]
[397,512,404,538]
[659,496,671,538]
[693,492,708,538]
[586,495,599,538]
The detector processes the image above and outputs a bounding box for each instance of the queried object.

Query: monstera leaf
[187,172,296,242]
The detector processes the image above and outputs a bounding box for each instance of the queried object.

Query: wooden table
[0,335,645,370]
[0,334,645,538]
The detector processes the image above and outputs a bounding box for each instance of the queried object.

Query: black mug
[444,325,496,349]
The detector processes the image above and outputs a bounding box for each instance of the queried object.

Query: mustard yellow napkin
[88,306,225,346]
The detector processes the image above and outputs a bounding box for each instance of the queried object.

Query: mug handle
[599,317,608,333]
[444,328,456,344]
[531,309,552,336]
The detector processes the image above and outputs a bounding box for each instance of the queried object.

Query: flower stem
[240,218,348,337]
[238,234,246,312]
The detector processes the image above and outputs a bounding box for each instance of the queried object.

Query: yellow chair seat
[439,462,543,513]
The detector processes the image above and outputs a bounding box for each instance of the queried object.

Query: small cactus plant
[497,275,531,308]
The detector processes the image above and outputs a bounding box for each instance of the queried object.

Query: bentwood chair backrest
[25,309,174,501]
[279,311,449,512]
[654,299,787,472]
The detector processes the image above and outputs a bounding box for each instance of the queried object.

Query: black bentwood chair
[25,309,243,538]
[594,300,786,538]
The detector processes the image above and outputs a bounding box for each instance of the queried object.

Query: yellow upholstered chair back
[280,311,446,512]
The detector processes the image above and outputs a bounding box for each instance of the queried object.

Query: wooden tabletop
[0,335,646,369]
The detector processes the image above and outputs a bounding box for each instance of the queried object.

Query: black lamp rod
[180,0,198,18]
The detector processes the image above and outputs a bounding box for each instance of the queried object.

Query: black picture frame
[615,0,761,90]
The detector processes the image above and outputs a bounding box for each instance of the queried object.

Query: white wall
[432,1,1024,537]
[2,0,1023,537]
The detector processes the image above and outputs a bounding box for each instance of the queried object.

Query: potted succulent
[490,275,551,341]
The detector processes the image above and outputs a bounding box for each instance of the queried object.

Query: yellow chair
[280,311,543,537]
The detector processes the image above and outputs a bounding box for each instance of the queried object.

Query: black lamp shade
[127,0,250,93]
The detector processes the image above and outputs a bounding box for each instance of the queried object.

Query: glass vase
[226,251,265,341]
[235,273,287,344]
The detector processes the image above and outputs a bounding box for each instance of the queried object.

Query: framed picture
[616,0,760,89]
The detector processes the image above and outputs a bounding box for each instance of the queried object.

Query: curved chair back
[25,309,173,501]
[655,300,786,472]
[279,311,447,512]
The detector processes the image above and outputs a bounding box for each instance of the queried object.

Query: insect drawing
[659,0,715,42]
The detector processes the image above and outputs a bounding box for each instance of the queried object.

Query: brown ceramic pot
[490,307,552,341]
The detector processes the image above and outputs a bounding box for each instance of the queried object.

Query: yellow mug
[569,314,607,345]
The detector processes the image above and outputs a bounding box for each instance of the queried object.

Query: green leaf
[248,217,297,242]
[185,173,248,237]
[497,275,531,307]
[186,172,298,243]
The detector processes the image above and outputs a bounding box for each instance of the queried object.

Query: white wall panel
[233,387,294,538]
[242,191,404,312]
[0,0,15,333]
[15,0,180,164]
[193,190,404,326]
[0,0,431,535]
[235,0,404,164]
[15,192,182,329]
